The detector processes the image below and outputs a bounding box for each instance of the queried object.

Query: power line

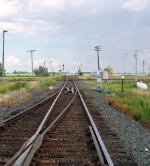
[3,41,150,54]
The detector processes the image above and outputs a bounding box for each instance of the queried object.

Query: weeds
[0,76,62,108]
[88,95,95,100]
[39,79,56,88]
[83,81,96,87]
[0,91,31,108]
[82,87,87,91]
[85,80,150,127]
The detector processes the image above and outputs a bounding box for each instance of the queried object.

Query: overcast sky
[0,0,150,74]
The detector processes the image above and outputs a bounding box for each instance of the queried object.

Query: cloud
[122,0,150,11]
[27,58,60,69]
[5,55,22,67]
[73,60,82,66]
[28,59,46,67]
[0,0,125,36]
[0,0,20,18]
[48,59,60,68]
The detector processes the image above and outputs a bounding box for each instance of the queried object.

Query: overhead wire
[5,42,150,54]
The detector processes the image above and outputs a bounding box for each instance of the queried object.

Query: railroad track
[0,79,70,165]
[0,78,137,166]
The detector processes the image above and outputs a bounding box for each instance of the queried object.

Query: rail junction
[0,78,137,166]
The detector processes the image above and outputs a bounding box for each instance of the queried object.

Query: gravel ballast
[77,80,150,166]
[0,80,150,165]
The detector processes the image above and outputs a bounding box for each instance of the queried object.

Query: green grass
[84,80,150,122]
[0,75,63,94]
[38,78,57,88]
[117,90,150,121]
[83,81,96,87]
[88,95,95,100]
[0,82,28,94]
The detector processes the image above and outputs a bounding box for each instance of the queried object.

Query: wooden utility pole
[94,46,101,71]
[134,50,137,75]
[143,60,144,76]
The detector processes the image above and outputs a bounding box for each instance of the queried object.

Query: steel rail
[20,89,77,166]
[0,90,60,130]
[5,79,69,166]
[73,79,114,166]
[10,80,77,166]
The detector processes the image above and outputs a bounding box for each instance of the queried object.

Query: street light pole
[80,62,82,72]
[44,61,46,68]
[94,46,101,71]
[27,50,36,80]
[49,61,53,75]
[2,30,8,84]
[123,53,128,77]
[44,61,46,76]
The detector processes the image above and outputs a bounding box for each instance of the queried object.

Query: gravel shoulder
[77,80,150,166]
[0,80,149,165]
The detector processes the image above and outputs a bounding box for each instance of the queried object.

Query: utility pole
[134,50,137,75]
[94,46,102,91]
[2,30,8,84]
[49,61,53,75]
[80,62,82,72]
[143,60,144,76]
[44,61,46,76]
[94,46,101,71]
[123,53,128,77]
[44,61,46,68]
[27,50,36,80]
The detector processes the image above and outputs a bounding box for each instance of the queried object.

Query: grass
[38,79,57,88]
[0,75,62,108]
[88,95,95,100]
[0,82,28,94]
[76,74,92,80]
[83,80,150,128]
[83,81,96,87]
[0,90,31,108]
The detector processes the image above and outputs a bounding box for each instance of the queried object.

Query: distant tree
[104,66,114,75]
[13,70,17,74]
[34,66,49,76]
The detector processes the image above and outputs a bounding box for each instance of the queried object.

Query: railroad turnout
[0,78,137,166]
